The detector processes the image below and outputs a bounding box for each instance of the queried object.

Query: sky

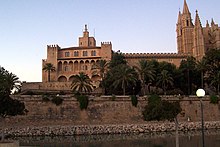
[1,0,220,82]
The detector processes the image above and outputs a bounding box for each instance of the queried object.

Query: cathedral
[177,0,220,60]
[41,0,220,84]
[36,0,220,92]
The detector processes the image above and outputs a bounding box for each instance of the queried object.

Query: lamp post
[196,88,205,147]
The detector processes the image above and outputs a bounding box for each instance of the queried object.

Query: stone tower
[177,0,220,60]
[176,0,194,55]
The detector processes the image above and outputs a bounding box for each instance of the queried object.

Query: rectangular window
[91,50,96,56]
[83,51,88,56]
[65,52,70,57]
[74,51,79,57]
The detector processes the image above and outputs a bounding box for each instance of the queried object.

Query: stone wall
[3,95,220,127]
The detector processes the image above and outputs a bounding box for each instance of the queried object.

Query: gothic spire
[195,10,202,28]
[211,18,215,26]
[183,0,190,14]
[206,20,209,27]
[177,10,182,24]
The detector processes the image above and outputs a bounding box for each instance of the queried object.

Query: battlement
[123,52,188,58]
[47,44,60,49]
[101,42,112,45]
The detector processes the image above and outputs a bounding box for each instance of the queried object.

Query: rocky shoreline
[1,121,220,137]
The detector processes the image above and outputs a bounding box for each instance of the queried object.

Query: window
[65,52,70,57]
[83,65,88,70]
[91,50,96,56]
[74,51,79,57]
[64,66,69,71]
[83,51,88,56]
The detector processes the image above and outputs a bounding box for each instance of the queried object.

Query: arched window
[83,51,88,56]
[64,66,69,71]
[74,51,79,57]
[91,50,96,56]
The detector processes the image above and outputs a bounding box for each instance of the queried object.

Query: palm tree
[43,63,55,82]
[196,58,207,88]
[92,59,109,95]
[135,60,155,95]
[112,64,138,95]
[92,59,109,80]
[4,72,20,95]
[156,70,174,95]
[71,72,94,94]
[210,71,220,95]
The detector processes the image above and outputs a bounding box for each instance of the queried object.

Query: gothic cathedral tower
[176,0,194,55]
[176,0,220,60]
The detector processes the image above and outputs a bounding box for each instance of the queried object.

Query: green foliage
[0,66,26,117]
[111,95,116,101]
[143,94,181,121]
[51,96,63,106]
[210,95,219,104]
[76,95,89,110]
[109,64,138,95]
[71,72,94,94]
[42,63,55,82]
[42,95,50,102]
[109,51,127,68]
[0,95,27,117]
[130,95,138,107]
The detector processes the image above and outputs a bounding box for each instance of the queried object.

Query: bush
[142,94,181,121]
[76,95,89,110]
[210,95,219,104]
[130,95,138,107]
[42,95,50,102]
[166,89,184,95]
[111,95,116,101]
[51,96,63,106]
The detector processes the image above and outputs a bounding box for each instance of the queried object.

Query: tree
[142,94,182,147]
[92,59,109,94]
[156,70,173,95]
[71,72,94,94]
[111,64,138,95]
[134,60,155,95]
[196,58,207,88]
[210,71,220,95]
[43,63,55,82]
[179,56,198,95]
[109,51,127,68]
[0,66,27,140]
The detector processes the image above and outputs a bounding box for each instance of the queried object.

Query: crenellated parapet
[47,44,60,50]
[123,52,188,58]
[101,42,112,45]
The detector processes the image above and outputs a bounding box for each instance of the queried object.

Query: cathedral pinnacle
[84,24,88,32]
[195,10,202,27]
[183,0,190,14]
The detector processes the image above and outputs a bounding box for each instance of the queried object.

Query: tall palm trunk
[201,71,204,88]
[122,80,126,95]
[48,70,50,82]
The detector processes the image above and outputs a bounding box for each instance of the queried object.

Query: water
[13,130,220,147]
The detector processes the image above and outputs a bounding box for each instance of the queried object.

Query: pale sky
[0,0,220,82]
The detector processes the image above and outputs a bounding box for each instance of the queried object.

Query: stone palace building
[22,0,220,92]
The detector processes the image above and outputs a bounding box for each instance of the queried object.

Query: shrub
[51,96,63,106]
[111,95,116,101]
[130,95,138,107]
[76,95,89,110]
[42,95,50,102]
[210,95,219,104]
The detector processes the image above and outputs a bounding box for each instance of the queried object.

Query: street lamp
[196,88,205,147]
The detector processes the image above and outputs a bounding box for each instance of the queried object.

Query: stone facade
[39,0,220,90]
[42,25,112,83]
[177,0,220,60]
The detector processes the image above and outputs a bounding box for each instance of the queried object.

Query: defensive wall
[3,95,220,127]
